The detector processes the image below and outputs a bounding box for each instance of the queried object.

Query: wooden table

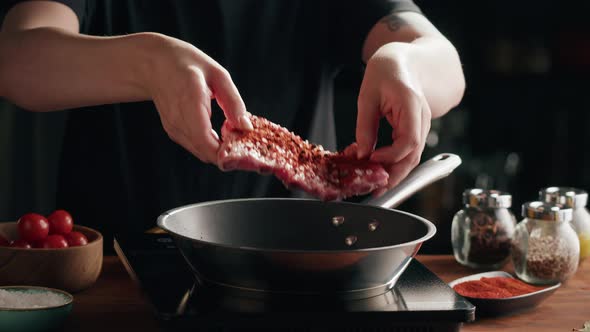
[62,255,590,331]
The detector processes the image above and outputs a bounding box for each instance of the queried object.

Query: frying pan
[158,153,461,299]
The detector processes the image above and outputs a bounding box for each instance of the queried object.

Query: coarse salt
[0,289,68,309]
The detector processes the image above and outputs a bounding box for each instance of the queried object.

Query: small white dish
[448,271,560,317]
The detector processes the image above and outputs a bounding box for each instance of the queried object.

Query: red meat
[218,115,388,201]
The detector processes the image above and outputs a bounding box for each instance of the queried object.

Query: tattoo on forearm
[379,14,408,32]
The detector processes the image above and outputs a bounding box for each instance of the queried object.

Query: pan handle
[363,153,462,209]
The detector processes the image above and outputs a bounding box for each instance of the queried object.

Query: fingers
[384,152,421,189]
[369,93,422,165]
[420,98,432,153]
[161,118,205,159]
[207,66,253,131]
[379,98,431,191]
[163,120,220,164]
[342,143,359,158]
[355,78,381,159]
[180,69,220,163]
[372,187,388,198]
[157,68,221,164]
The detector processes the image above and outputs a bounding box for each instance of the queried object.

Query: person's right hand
[141,33,253,165]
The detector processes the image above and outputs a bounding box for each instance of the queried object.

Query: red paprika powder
[453,276,544,299]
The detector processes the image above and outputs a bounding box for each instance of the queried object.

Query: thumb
[208,66,253,131]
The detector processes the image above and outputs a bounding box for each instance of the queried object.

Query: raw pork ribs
[218,115,388,201]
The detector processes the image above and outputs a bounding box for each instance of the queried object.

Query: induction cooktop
[114,232,475,331]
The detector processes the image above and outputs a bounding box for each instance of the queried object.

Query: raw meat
[218,115,388,201]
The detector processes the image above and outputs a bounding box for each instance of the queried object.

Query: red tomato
[9,239,32,249]
[47,210,74,235]
[17,213,50,242]
[40,235,69,249]
[64,231,88,247]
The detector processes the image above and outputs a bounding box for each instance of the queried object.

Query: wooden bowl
[0,222,103,293]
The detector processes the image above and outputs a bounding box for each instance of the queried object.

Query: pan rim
[157,198,437,253]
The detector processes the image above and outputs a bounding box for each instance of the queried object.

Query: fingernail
[239,115,254,131]
[211,129,220,141]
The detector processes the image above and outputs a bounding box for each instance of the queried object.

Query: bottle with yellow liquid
[540,187,590,263]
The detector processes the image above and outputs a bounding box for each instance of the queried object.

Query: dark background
[1,1,589,253]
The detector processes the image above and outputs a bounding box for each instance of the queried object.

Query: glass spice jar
[540,187,590,262]
[452,189,516,269]
[512,202,579,285]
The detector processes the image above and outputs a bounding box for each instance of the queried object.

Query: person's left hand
[355,43,432,196]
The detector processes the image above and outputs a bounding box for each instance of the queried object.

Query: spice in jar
[452,276,544,299]
[452,189,516,269]
[512,202,579,284]
[515,235,578,281]
[540,187,590,262]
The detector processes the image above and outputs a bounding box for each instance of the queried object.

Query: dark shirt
[1,0,420,243]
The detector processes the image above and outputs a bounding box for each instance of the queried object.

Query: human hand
[355,43,432,196]
[141,33,253,164]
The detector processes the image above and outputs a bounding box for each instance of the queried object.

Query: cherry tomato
[47,210,74,235]
[65,231,88,247]
[0,234,10,246]
[9,239,32,249]
[40,235,69,249]
[17,213,49,242]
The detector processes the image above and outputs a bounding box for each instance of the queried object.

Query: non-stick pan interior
[159,199,434,251]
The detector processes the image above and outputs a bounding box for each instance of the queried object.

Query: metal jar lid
[539,187,588,209]
[463,188,512,208]
[522,201,573,222]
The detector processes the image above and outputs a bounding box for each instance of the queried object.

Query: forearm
[0,27,153,112]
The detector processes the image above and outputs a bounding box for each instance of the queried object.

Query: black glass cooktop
[114,232,474,331]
